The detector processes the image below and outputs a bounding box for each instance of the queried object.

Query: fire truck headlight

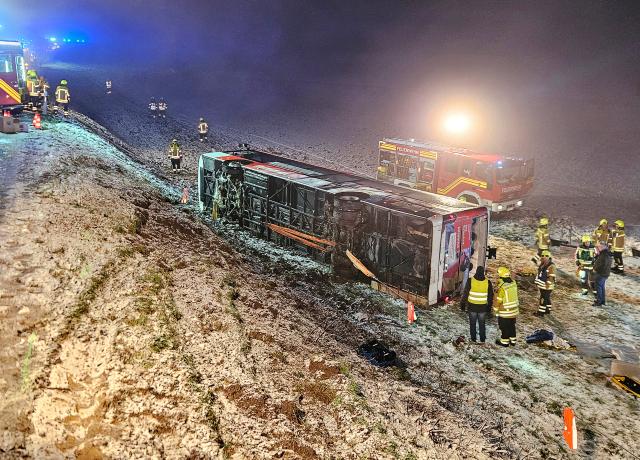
[516,200,523,207]
[443,113,471,135]
[497,204,504,211]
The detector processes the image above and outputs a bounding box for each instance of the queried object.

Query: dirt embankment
[1,121,500,459]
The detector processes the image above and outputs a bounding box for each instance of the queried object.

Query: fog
[6,1,640,200]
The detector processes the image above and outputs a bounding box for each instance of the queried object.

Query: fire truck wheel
[458,194,479,204]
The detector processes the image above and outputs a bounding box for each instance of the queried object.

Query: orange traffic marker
[407,301,417,324]
[563,407,577,450]
[33,113,41,130]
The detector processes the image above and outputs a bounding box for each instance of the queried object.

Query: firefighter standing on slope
[494,266,519,347]
[54,80,71,116]
[534,217,551,263]
[575,234,596,296]
[198,117,209,142]
[158,97,167,119]
[168,139,182,172]
[149,97,157,118]
[535,250,556,316]
[593,219,610,246]
[610,220,625,273]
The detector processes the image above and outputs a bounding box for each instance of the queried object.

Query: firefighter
[38,76,49,113]
[158,97,167,119]
[610,220,625,273]
[534,250,556,316]
[168,139,182,171]
[593,219,610,246]
[494,266,519,347]
[198,117,209,142]
[460,266,493,343]
[575,234,595,295]
[54,80,71,116]
[149,97,157,118]
[593,242,611,306]
[533,217,551,263]
[26,69,41,110]
[106,80,112,94]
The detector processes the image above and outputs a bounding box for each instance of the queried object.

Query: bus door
[441,213,472,296]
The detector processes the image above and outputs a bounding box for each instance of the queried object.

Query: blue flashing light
[49,37,57,42]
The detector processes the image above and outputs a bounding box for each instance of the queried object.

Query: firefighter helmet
[539,217,549,226]
[541,249,551,258]
[581,234,592,244]
[200,117,204,122]
[599,218,608,226]
[150,97,155,101]
[497,266,511,278]
[615,220,624,228]
[172,138,177,143]
[60,80,68,85]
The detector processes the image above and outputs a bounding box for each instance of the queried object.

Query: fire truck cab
[377,138,534,212]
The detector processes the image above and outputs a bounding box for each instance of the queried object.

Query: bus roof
[382,137,520,163]
[201,150,485,218]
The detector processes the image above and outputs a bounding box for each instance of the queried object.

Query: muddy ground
[1,114,639,460]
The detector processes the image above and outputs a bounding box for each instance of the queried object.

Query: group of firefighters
[536,217,625,305]
[25,69,71,116]
[461,216,626,347]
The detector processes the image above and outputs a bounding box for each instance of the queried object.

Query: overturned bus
[198,147,489,306]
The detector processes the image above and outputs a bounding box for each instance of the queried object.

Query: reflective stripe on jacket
[593,227,609,245]
[169,144,181,159]
[468,278,489,305]
[576,246,595,269]
[611,230,625,252]
[535,227,550,250]
[149,103,157,110]
[535,262,555,290]
[55,86,69,103]
[198,122,209,134]
[158,103,167,111]
[495,281,519,318]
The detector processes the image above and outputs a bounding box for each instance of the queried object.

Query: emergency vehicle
[0,40,27,111]
[199,146,489,306]
[377,138,534,212]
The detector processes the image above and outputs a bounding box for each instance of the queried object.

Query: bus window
[0,54,15,73]
[444,156,460,174]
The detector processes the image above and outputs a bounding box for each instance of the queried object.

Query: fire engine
[376,138,534,212]
[199,146,490,306]
[0,40,27,111]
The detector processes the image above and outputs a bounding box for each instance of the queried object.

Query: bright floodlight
[443,113,471,135]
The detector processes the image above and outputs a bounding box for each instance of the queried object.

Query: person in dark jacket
[593,242,612,306]
[460,266,493,343]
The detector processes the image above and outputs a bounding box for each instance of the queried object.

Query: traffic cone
[180,187,189,204]
[563,407,577,450]
[407,301,417,324]
[33,113,41,130]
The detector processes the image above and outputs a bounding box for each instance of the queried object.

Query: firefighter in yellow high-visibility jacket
[610,220,625,273]
[533,217,551,263]
[494,266,519,347]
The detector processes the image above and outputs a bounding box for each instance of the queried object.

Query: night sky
[4,1,640,165]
